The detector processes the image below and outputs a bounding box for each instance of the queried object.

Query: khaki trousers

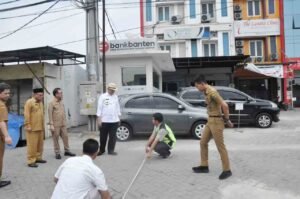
[200,118,231,171]
[51,126,70,154]
[0,136,5,178]
[26,131,44,164]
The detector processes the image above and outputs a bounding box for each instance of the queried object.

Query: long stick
[122,157,147,199]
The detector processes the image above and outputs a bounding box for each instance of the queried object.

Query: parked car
[116,93,208,141]
[178,86,280,128]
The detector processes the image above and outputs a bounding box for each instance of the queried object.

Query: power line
[0,0,53,13]
[0,0,20,6]
[0,12,83,35]
[105,9,117,39]
[0,0,61,40]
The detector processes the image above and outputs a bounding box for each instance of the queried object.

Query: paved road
[1,110,300,199]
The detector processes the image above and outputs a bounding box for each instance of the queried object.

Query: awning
[245,63,283,78]
[0,46,86,66]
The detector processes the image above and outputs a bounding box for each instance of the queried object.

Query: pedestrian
[48,88,76,159]
[24,88,47,168]
[192,76,234,180]
[51,139,111,199]
[145,113,176,159]
[96,83,121,156]
[0,82,13,188]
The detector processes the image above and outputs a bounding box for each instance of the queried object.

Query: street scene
[1,0,300,199]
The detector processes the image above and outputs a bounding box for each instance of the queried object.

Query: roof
[0,46,86,65]
[173,55,250,69]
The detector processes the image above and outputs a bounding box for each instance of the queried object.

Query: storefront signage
[164,27,210,40]
[102,39,157,52]
[234,19,280,37]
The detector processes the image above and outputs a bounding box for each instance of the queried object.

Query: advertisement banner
[245,63,283,78]
[234,19,280,37]
[164,27,210,40]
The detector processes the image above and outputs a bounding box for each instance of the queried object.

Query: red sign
[99,41,109,52]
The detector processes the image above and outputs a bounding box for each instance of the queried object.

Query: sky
[0,0,140,55]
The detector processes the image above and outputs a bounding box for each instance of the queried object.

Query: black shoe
[64,151,76,157]
[192,166,209,173]
[108,151,117,155]
[28,163,38,168]
[219,170,232,180]
[97,151,105,156]
[0,180,11,188]
[36,159,47,163]
[55,154,61,159]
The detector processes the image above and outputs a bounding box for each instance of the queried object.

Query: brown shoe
[36,159,47,163]
[28,163,38,168]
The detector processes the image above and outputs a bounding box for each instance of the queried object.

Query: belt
[209,115,222,118]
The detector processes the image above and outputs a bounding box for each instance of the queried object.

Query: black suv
[178,86,280,128]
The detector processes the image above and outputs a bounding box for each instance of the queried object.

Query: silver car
[116,93,208,141]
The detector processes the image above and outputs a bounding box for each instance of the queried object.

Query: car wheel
[191,121,206,139]
[116,123,133,141]
[256,113,272,128]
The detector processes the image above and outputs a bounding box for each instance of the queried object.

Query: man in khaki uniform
[24,88,47,168]
[192,76,234,180]
[48,88,75,159]
[0,83,12,188]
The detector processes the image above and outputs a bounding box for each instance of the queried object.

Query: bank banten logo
[110,41,156,51]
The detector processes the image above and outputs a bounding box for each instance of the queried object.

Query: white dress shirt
[96,92,121,123]
[51,155,108,199]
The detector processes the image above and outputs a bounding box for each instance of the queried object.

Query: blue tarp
[6,113,24,149]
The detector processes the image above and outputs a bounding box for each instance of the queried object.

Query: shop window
[248,0,261,16]
[158,6,170,22]
[203,43,217,57]
[122,67,146,86]
[250,40,263,57]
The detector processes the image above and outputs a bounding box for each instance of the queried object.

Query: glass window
[202,4,207,14]
[190,0,196,19]
[191,39,198,57]
[203,43,217,57]
[223,32,229,56]
[158,6,170,22]
[153,70,159,89]
[249,40,263,57]
[122,67,146,86]
[153,97,178,109]
[268,0,275,14]
[220,91,247,101]
[146,0,152,22]
[221,0,228,17]
[202,3,214,17]
[160,45,171,53]
[182,91,204,100]
[270,36,277,54]
[248,0,261,16]
[125,97,153,109]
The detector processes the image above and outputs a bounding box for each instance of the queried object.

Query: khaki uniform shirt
[205,85,224,116]
[0,100,8,139]
[24,97,44,131]
[48,98,66,127]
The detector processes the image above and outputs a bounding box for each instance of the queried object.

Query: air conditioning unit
[201,14,212,23]
[210,31,218,38]
[234,5,242,12]
[171,15,183,24]
[256,57,264,63]
[236,47,244,55]
[235,40,244,47]
[270,53,278,61]
[234,12,242,20]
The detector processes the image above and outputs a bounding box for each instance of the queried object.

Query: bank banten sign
[103,39,157,52]
[234,19,280,37]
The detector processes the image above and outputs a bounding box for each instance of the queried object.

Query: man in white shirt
[97,83,121,156]
[51,139,111,199]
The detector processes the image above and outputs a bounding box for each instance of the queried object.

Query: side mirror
[178,104,185,111]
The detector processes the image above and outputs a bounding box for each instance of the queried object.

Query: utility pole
[102,0,106,92]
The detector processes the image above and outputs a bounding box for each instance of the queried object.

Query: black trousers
[99,122,119,153]
[154,142,171,157]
